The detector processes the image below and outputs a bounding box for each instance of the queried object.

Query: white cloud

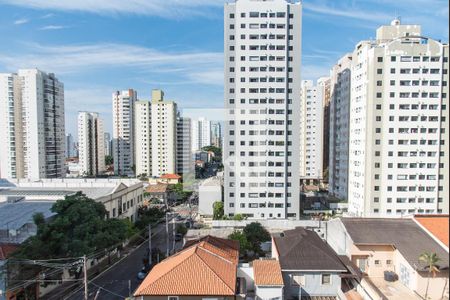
[0,0,224,18]
[38,25,68,30]
[13,18,29,25]
[0,42,223,83]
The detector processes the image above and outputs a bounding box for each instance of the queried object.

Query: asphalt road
[59,220,183,300]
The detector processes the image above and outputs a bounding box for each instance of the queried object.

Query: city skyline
[0,0,447,136]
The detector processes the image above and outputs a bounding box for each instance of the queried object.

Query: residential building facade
[176,116,193,175]
[151,90,177,177]
[211,121,223,149]
[224,0,302,219]
[78,112,105,176]
[0,69,65,179]
[112,89,136,176]
[347,20,449,216]
[135,100,152,177]
[191,117,211,152]
[104,132,112,157]
[300,80,324,182]
[329,54,352,200]
[65,133,76,158]
[319,76,331,179]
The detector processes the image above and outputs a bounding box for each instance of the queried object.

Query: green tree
[419,252,440,300]
[135,206,165,230]
[14,193,129,259]
[243,222,271,254]
[201,146,222,157]
[228,230,251,253]
[170,183,192,203]
[105,155,113,165]
[233,214,244,221]
[213,201,224,220]
[176,224,188,236]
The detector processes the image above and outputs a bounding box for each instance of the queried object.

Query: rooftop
[146,183,169,194]
[341,218,449,271]
[0,243,19,260]
[0,201,55,231]
[273,227,347,272]
[161,174,181,180]
[252,259,284,286]
[134,236,239,296]
[414,215,449,248]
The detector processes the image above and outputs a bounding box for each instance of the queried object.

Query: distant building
[112,89,137,176]
[104,132,112,157]
[318,77,331,180]
[177,116,193,175]
[135,99,152,177]
[191,117,211,152]
[78,112,105,176]
[65,133,76,158]
[210,121,223,149]
[300,80,324,182]
[0,69,65,179]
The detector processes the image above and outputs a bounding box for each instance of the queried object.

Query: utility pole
[165,213,169,257]
[83,255,88,300]
[148,224,152,266]
[172,217,176,253]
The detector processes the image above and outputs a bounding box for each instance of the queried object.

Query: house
[272,227,348,299]
[134,236,239,299]
[145,183,176,205]
[327,218,450,300]
[149,174,182,185]
[252,259,284,299]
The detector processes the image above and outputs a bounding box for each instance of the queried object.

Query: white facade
[112,89,136,176]
[347,20,449,217]
[191,117,211,151]
[199,176,223,216]
[224,0,302,219]
[150,90,177,177]
[300,80,324,180]
[135,100,152,177]
[104,132,111,157]
[0,69,65,179]
[329,54,352,200]
[177,116,193,175]
[78,112,105,176]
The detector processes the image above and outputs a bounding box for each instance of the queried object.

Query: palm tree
[419,252,440,300]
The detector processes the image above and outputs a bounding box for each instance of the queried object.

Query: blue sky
[0,0,448,136]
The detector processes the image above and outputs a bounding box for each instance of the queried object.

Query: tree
[419,252,440,300]
[228,230,251,253]
[213,201,224,220]
[135,206,165,230]
[201,145,222,157]
[14,193,129,259]
[176,224,188,236]
[233,214,244,221]
[243,222,271,254]
[105,155,113,165]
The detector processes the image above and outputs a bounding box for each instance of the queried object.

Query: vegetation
[105,155,113,165]
[170,183,193,204]
[228,222,271,257]
[14,193,131,259]
[419,252,440,300]
[202,145,222,157]
[243,222,271,254]
[213,201,224,220]
[176,224,188,236]
[135,206,165,230]
[233,214,244,221]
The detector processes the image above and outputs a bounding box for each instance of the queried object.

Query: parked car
[137,267,147,280]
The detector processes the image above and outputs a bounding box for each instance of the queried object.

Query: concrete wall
[211,220,321,231]
[255,286,283,300]
[199,184,222,216]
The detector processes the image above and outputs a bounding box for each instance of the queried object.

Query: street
[44,218,183,300]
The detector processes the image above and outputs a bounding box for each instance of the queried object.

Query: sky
[0,0,448,137]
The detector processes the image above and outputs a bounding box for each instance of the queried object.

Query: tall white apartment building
[224,0,302,219]
[329,54,352,200]
[78,112,105,176]
[112,89,136,176]
[347,20,449,217]
[191,117,211,151]
[319,76,331,176]
[0,69,65,179]
[135,100,152,177]
[177,116,193,175]
[300,80,324,181]
[151,90,177,177]
[104,132,112,157]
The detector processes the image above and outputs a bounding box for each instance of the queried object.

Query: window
[374,260,381,267]
[322,274,331,285]
[291,275,305,286]
[168,297,179,300]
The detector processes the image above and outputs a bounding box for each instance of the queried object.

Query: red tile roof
[161,174,181,179]
[134,236,239,296]
[415,215,449,247]
[0,244,19,260]
[253,259,284,286]
[146,183,168,193]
